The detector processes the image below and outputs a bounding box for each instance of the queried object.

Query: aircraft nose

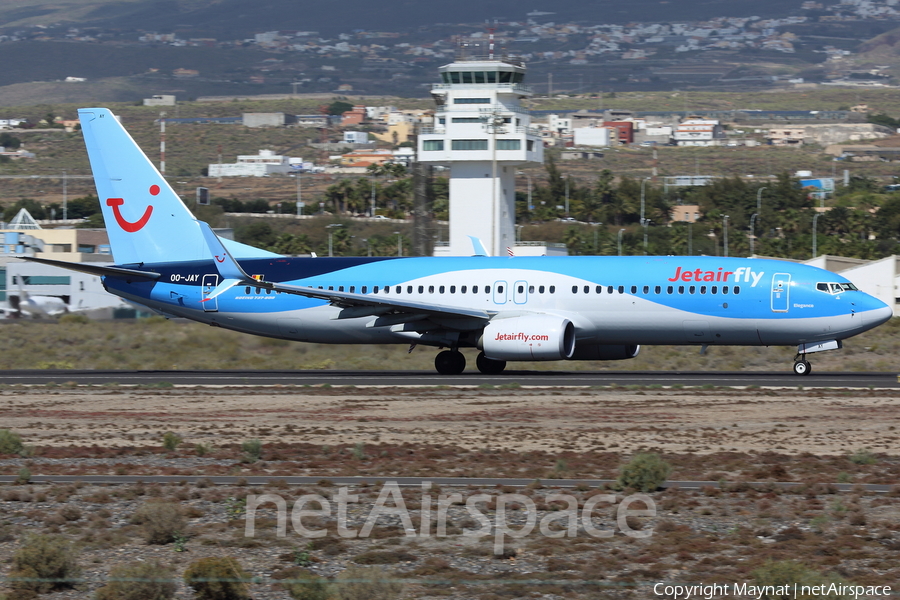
[867,303,893,327]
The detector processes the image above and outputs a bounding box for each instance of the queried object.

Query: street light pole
[564,174,569,218]
[326,223,342,257]
[749,213,758,256]
[370,179,376,218]
[723,215,730,257]
[688,222,693,256]
[640,177,651,252]
[62,170,67,220]
[394,231,402,256]
[296,175,303,217]
[643,220,651,255]
[812,212,820,258]
[617,228,625,256]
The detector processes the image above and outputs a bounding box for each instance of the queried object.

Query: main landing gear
[433,350,508,375]
[476,351,506,375]
[793,359,812,376]
[434,350,466,375]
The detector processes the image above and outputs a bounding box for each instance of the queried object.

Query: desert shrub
[131,501,186,544]
[0,429,23,455]
[241,439,262,462]
[333,566,402,600]
[848,449,877,465]
[58,506,82,522]
[752,560,849,599]
[94,560,176,600]
[9,534,82,595]
[617,453,671,492]
[278,568,330,600]
[184,557,252,600]
[161,432,182,451]
[352,550,416,565]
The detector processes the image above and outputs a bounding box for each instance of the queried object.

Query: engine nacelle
[570,344,641,361]
[481,315,575,361]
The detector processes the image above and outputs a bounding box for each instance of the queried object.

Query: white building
[674,119,726,146]
[143,94,176,106]
[573,127,610,147]
[343,131,369,144]
[208,150,293,177]
[417,58,548,256]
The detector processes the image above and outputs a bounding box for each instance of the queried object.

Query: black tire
[793,360,812,376]
[435,350,466,375]
[476,352,507,375]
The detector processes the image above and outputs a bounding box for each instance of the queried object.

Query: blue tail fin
[79,108,207,265]
[79,108,279,265]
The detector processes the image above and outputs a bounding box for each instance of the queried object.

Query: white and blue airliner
[28,108,893,376]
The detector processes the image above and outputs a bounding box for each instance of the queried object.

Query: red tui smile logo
[107,185,158,232]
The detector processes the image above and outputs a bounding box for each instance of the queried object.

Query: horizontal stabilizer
[20,256,160,280]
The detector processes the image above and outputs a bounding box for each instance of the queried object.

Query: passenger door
[202,274,219,312]
[771,273,790,313]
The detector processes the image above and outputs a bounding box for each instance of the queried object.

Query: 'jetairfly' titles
[667,266,764,287]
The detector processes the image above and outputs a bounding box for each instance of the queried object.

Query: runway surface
[0,474,891,493]
[1,369,898,387]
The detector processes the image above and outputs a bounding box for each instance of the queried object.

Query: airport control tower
[418,57,544,256]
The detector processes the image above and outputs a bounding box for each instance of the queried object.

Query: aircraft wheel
[435,350,466,375]
[793,360,812,376]
[476,352,507,375]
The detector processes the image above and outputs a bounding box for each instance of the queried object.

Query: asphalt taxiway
[0,369,897,387]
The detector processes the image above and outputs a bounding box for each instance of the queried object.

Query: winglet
[468,236,489,257]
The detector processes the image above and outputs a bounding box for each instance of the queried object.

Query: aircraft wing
[198,221,494,326]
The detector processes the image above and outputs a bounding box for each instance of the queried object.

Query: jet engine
[481,315,575,361]
[570,344,641,361]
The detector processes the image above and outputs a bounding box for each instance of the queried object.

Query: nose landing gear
[792,359,812,376]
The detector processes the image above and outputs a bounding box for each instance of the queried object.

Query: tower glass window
[452,139,489,151]
[423,140,444,151]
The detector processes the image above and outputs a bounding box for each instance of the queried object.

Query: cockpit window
[817,282,859,294]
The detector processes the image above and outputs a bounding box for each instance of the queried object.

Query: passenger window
[245,286,251,294]
[461,286,467,293]
[518,285,524,293]
[418,285,424,294]
[338,286,344,292]
[373,286,379,293]
[711,286,717,294]
[486,286,491,293]
[266,288,272,294]
[362,286,368,294]
[350,286,356,293]
[689,286,695,294]
[450,286,456,293]
[406,286,412,294]
[607,286,614,294]
[630,286,637,294]
[654,286,661,294]
[498,285,504,293]
[473,286,479,294]
[396,286,401,294]
[429,285,435,293]
[539,285,545,293]
[572,285,578,294]
[678,286,685,294]
[529,285,534,293]
[328,286,334,291]
[722,286,729,294]
[257,287,263,294]
[643,285,649,294]
[734,286,741,295]
[667,286,673,294]
[618,286,624,294]
[596,285,602,294]
[583,285,589,294]
[700,286,706,294]
[549,286,555,293]
[439,286,445,293]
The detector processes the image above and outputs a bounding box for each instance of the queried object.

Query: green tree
[327,101,354,116]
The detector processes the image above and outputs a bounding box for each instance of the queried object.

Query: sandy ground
[2,386,898,455]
